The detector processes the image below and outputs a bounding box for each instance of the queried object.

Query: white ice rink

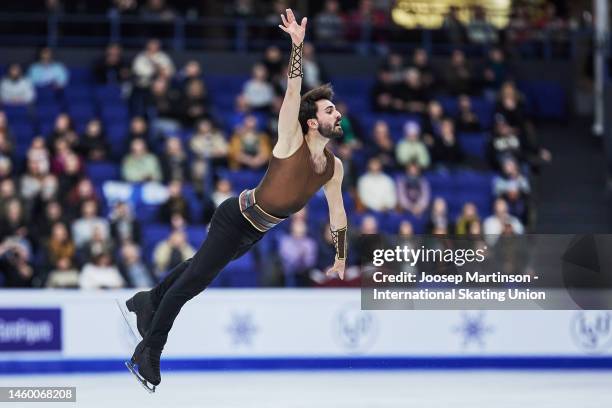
[1,370,611,408]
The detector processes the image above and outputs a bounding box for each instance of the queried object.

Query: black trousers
[146,197,264,350]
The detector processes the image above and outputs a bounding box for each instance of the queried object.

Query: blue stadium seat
[67,103,96,122]
[101,105,129,122]
[11,122,35,142]
[86,161,121,186]
[35,86,59,105]
[65,86,94,103]
[216,169,265,192]
[3,105,30,122]
[94,85,123,103]
[457,132,488,159]
[69,67,93,84]
[36,104,62,122]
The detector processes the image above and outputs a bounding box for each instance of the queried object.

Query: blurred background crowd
[0,0,606,289]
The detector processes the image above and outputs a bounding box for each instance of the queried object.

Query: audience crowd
[0,3,556,290]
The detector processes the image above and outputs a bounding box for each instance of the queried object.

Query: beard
[318,122,344,139]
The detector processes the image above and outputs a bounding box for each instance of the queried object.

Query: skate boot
[126,340,161,393]
[126,291,156,339]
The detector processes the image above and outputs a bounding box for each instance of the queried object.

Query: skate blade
[115,299,143,344]
[125,360,156,394]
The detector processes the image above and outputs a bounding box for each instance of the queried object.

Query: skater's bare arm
[276,8,307,152]
[323,157,347,280]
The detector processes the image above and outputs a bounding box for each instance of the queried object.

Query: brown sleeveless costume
[238,138,335,232]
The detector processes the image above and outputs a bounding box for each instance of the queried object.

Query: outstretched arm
[323,157,348,280]
[276,9,308,152]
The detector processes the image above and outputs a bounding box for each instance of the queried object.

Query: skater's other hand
[279,8,307,44]
[326,258,346,280]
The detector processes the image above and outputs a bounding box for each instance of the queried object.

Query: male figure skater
[125,9,348,392]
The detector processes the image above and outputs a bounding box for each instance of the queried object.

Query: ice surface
[1,370,611,408]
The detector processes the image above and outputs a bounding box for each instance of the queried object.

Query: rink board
[0,289,611,373]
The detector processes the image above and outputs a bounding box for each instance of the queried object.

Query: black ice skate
[126,340,162,393]
[125,291,156,339]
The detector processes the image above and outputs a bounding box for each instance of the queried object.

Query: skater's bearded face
[313,99,343,139]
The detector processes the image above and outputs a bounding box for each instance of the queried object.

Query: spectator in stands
[0,198,28,240]
[410,48,437,93]
[482,48,510,95]
[79,252,125,289]
[487,115,523,171]
[398,220,414,237]
[228,115,271,170]
[152,229,195,278]
[159,180,191,223]
[314,0,345,47]
[261,45,283,84]
[421,100,445,146]
[110,201,141,244]
[0,156,12,182]
[119,242,155,288]
[94,43,130,85]
[427,197,453,233]
[77,224,115,265]
[20,154,54,205]
[44,222,75,272]
[177,78,212,127]
[396,161,431,217]
[445,49,473,96]
[442,5,466,45]
[0,129,13,158]
[0,111,11,139]
[32,200,67,243]
[0,63,35,106]
[130,39,175,115]
[45,256,79,288]
[0,238,33,287]
[140,0,176,21]
[394,68,429,114]
[150,76,181,136]
[367,120,397,170]
[190,119,228,176]
[494,157,530,223]
[78,119,110,161]
[345,0,388,49]
[381,52,405,83]
[212,178,234,208]
[66,178,98,219]
[161,136,188,183]
[357,157,397,212]
[335,101,363,149]
[302,43,327,91]
[242,63,275,112]
[396,121,430,169]
[48,113,78,151]
[127,116,149,145]
[279,218,318,286]
[121,137,162,182]
[455,202,480,235]
[51,138,83,180]
[432,118,465,167]
[28,47,69,89]
[0,179,18,217]
[467,6,498,45]
[483,198,524,240]
[371,69,396,112]
[177,60,202,91]
[72,199,110,247]
[494,82,552,173]
[455,94,482,132]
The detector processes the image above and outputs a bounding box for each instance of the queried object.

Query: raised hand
[326,258,346,280]
[278,8,307,44]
